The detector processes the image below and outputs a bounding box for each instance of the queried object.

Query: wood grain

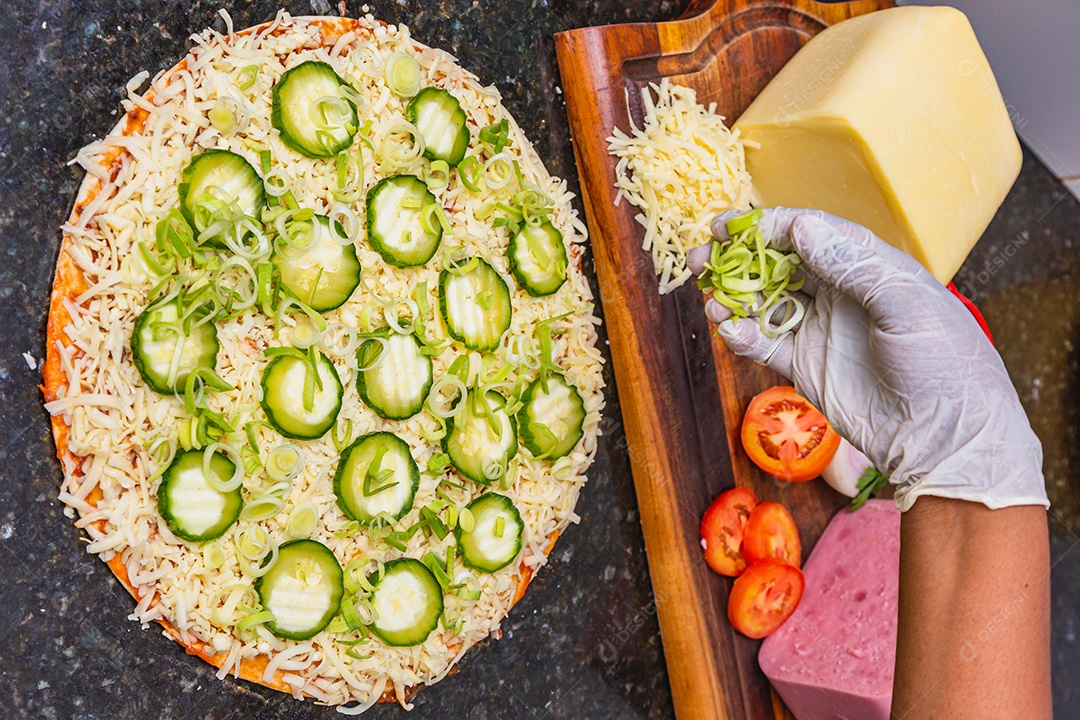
[555,1,891,718]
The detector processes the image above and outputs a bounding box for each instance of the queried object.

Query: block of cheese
[758,500,900,720]
[735,6,1021,283]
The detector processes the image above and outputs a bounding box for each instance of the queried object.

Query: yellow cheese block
[734,6,1021,283]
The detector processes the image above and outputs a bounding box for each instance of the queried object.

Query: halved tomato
[700,487,758,576]
[742,501,801,568]
[741,386,840,482]
[728,559,805,639]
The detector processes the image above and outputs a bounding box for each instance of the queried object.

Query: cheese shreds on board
[607,79,753,294]
[45,10,605,712]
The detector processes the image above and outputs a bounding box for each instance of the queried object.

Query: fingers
[765,208,933,280]
[710,207,934,283]
[705,298,732,324]
[710,207,821,251]
[794,267,820,297]
[686,243,712,275]
[762,207,871,250]
[717,317,795,379]
[790,215,923,331]
[708,288,810,325]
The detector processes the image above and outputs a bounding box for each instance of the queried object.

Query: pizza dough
[43,11,603,711]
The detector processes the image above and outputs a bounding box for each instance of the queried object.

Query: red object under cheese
[758,500,901,720]
[947,281,994,344]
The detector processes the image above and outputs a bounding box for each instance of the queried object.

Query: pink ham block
[758,499,901,720]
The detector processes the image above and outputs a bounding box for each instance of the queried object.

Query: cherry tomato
[700,487,758,576]
[742,501,801,568]
[727,559,805,639]
[741,386,841,482]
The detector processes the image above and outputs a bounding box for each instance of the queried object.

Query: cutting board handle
[680,0,878,20]
[554,0,892,718]
[680,0,723,17]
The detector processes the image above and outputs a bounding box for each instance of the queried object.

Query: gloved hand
[686,208,1048,512]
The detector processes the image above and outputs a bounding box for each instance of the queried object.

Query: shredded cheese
[607,79,753,294]
[49,10,605,711]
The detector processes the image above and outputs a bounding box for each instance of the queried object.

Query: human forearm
[892,496,1051,720]
[690,208,1053,716]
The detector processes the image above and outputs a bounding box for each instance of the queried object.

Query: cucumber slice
[260,350,343,439]
[255,539,344,641]
[365,175,442,268]
[508,221,568,297]
[177,149,265,248]
[271,60,358,158]
[405,87,470,167]
[455,493,524,573]
[156,449,242,543]
[333,432,420,524]
[443,389,518,485]
[272,215,361,312]
[518,373,586,460]
[131,296,220,395]
[356,329,433,420]
[368,558,444,647]
[438,258,512,352]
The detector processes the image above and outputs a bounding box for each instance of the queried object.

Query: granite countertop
[0,1,1077,719]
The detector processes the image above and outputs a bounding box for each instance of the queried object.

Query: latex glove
[686,208,1047,512]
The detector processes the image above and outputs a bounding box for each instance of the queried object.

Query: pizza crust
[44,14,566,707]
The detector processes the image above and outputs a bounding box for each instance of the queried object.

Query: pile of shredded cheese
[47,11,604,712]
[607,79,753,294]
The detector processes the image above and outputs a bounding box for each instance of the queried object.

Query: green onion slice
[483,153,514,190]
[203,542,226,570]
[146,436,177,483]
[479,118,511,153]
[457,155,483,193]
[240,494,285,522]
[236,609,275,636]
[286,502,319,538]
[378,120,425,172]
[384,51,421,98]
[266,443,305,483]
[458,507,475,533]
[724,208,763,235]
[425,160,450,190]
[235,65,259,91]
[202,442,244,492]
[208,100,236,134]
[421,203,453,236]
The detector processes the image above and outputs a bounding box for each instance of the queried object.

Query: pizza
[42,10,604,711]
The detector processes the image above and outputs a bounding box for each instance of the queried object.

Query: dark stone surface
[0,1,1077,719]
[954,150,1080,719]
[0,2,683,719]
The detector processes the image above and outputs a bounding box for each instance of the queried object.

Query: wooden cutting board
[554,1,891,719]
